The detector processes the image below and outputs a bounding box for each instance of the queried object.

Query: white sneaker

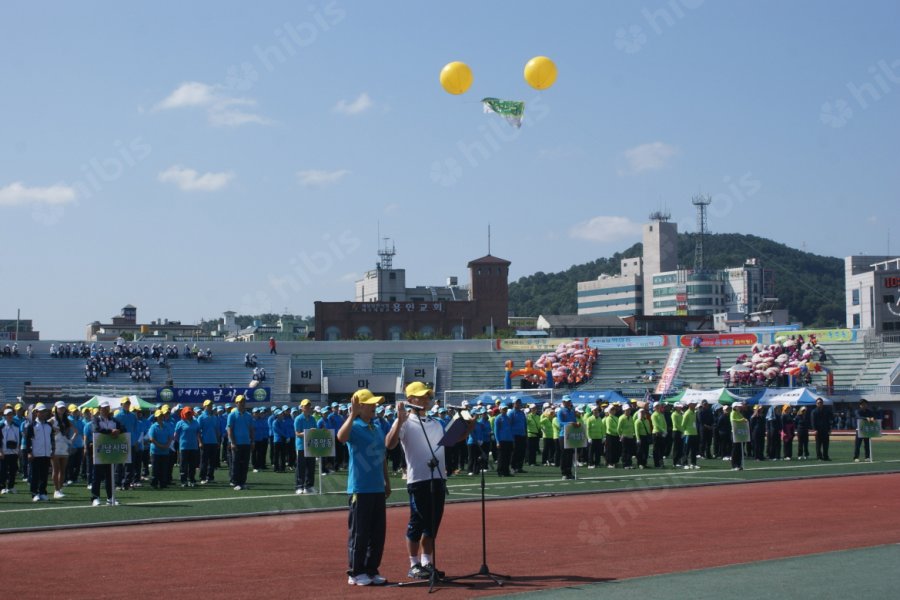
[92,498,102,507]
[107,499,119,506]
[784,457,791,461]
[33,495,41,502]
[683,465,691,470]
[0,488,7,495]
[295,488,305,495]
[348,574,372,586]
[234,485,243,491]
[693,465,701,470]
[370,574,387,585]
[53,491,65,499]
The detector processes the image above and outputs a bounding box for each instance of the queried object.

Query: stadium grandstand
[0,334,898,421]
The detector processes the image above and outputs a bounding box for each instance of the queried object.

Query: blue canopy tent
[567,390,628,406]
[747,387,833,406]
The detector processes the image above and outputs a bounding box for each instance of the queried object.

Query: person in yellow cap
[337,389,390,586]
[197,400,220,484]
[386,381,469,581]
[227,395,254,490]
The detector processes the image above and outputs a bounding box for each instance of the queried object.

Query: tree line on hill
[508,233,844,328]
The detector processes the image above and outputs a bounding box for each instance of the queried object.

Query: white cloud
[154,81,271,127]
[0,182,77,207]
[333,92,373,115]
[570,216,643,242]
[158,165,234,192]
[620,141,679,175]
[297,169,350,187]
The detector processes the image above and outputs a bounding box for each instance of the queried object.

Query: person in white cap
[24,403,54,501]
[1,407,21,494]
[91,400,123,505]
[49,401,76,499]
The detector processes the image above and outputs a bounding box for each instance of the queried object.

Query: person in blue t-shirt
[493,403,515,477]
[467,409,491,475]
[227,396,254,490]
[148,410,172,489]
[175,407,201,486]
[271,410,290,472]
[197,400,220,483]
[114,398,140,489]
[324,403,346,474]
[66,408,84,484]
[252,409,270,472]
[293,399,319,494]
[510,399,528,473]
[336,389,390,587]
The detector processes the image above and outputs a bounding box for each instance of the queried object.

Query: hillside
[508,233,844,327]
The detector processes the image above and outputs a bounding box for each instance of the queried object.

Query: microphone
[402,401,427,412]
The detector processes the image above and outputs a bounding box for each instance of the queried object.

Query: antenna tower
[692,194,712,271]
[378,237,395,270]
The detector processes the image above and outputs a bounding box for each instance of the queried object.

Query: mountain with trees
[508,233,844,327]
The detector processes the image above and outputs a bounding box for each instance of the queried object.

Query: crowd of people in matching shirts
[0,392,882,506]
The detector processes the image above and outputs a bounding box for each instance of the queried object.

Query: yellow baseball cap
[300,398,311,407]
[352,389,384,405]
[235,395,246,403]
[405,381,432,398]
[202,399,212,407]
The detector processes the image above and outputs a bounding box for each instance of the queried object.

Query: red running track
[2,474,898,599]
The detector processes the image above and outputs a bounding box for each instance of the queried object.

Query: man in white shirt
[386,381,472,581]
[1,408,21,493]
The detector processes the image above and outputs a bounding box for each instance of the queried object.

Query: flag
[482,97,525,128]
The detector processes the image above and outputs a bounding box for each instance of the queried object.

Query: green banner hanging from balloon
[482,97,525,128]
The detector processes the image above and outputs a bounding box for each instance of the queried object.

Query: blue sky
[2,1,898,339]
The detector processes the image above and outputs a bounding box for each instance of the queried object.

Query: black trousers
[560,447,574,477]
[497,440,513,476]
[200,443,218,480]
[180,449,200,483]
[150,454,169,488]
[652,433,666,467]
[512,435,526,470]
[853,436,871,459]
[1,453,19,489]
[296,451,316,489]
[731,441,744,469]
[542,438,556,466]
[272,440,286,472]
[92,462,114,499]
[66,448,84,482]
[589,439,603,467]
[232,444,251,486]
[685,435,699,466]
[605,434,620,467]
[347,492,386,577]
[672,432,684,466]
[526,436,540,466]
[467,443,481,474]
[636,435,650,467]
[253,439,268,470]
[815,431,831,459]
[621,437,636,467]
[797,431,810,457]
[30,456,50,496]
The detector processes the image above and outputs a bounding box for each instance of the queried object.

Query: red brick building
[314,254,510,340]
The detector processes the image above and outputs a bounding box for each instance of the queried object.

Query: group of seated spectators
[531,340,599,387]
[724,335,826,388]
[1,343,34,358]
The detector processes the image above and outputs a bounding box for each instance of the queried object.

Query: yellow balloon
[440,61,473,95]
[524,56,557,90]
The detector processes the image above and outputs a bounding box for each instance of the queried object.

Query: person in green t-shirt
[586,406,605,468]
[602,404,620,468]
[618,404,636,469]
[671,403,684,468]
[650,403,668,468]
[682,401,700,469]
[539,406,556,466]
[635,407,652,469]
[730,402,748,470]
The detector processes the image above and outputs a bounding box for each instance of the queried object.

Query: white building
[577,258,643,317]
[845,256,900,333]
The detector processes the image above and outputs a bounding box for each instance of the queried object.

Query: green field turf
[506,543,900,599]
[1,439,898,532]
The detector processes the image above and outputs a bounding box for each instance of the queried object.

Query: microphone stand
[394,405,446,593]
[443,429,510,587]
